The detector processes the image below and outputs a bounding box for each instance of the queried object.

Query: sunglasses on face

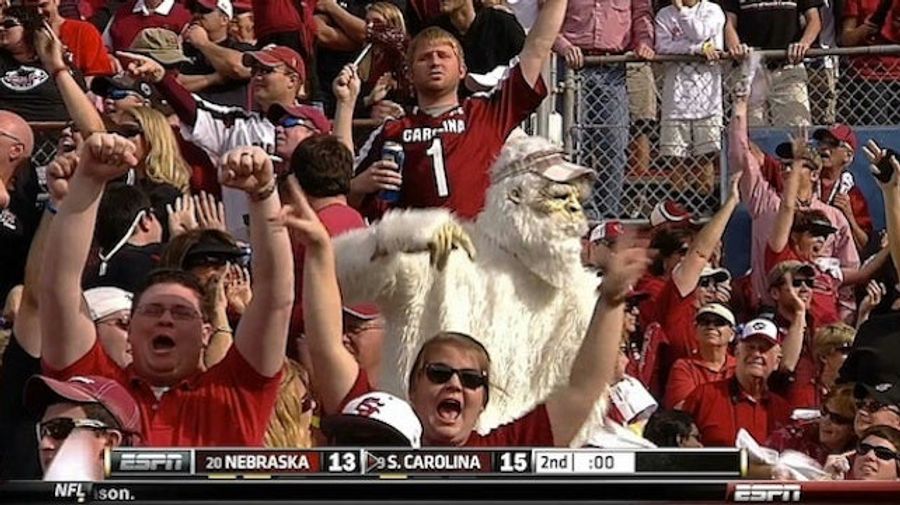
[110,124,144,138]
[791,277,814,288]
[134,303,201,321]
[0,18,21,29]
[423,362,487,390]
[697,315,729,327]
[37,417,109,441]
[820,406,853,425]
[107,88,141,101]
[278,117,313,130]
[858,442,900,461]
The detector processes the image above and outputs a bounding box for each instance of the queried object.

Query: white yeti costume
[334,135,605,440]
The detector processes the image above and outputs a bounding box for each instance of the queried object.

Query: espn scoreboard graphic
[104,447,745,478]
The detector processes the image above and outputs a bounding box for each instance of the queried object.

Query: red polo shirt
[664,355,736,409]
[681,378,792,447]
[653,278,700,369]
[107,1,192,52]
[43,340,281,446]
[339,369,555,447]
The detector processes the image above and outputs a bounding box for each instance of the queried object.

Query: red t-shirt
[108,1,192,52]
[252,0,317,60]
[42,341,281,446]
[844,0,900,80]
[653,278,699,367]
[635,272,666,329]
[354,64,547,221]
[764,245,840,326]
[289,202,367,336]
[664,355,736,409]
[681,378,792,447]
[59,19,114,77]
[339,369,555,447]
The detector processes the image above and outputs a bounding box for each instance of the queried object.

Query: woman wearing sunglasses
[114,106,192,192]
[767,384,858,465]
[289,178,651,447]
[850,425,900,480]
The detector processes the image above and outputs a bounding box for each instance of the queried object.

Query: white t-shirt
[655,1,726,120]
[181,97,276,241]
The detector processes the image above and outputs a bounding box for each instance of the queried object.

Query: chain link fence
[562,46,900,221]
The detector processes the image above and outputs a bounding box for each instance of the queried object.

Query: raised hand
[863,139,900,185]
[46,151,80,204]
[116,51,165,84]
[182,23,211,47]
[333,63,361,104]
[428,222,476,271]
[599,235,652,305]
[366,72,396,106]
[219,146,276,198]
[727,170,743,203]
[224,263,252,315]
[195,191,226,230]
[781,273,807,316]
[166,194,198,237]
[34,26,67,72]
[274,175,330,248]
[77,133,138,182]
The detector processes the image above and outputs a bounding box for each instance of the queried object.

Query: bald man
[0,110,34,210]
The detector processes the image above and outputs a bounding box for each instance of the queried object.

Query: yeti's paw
[428,222,476,270]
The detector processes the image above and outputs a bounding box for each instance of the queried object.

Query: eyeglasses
[97,314,130,331]
[111,124,144,138]
[251,65,286,77]
[696,315,730,328]
[134,303,201,321]
[820,406,853,425]
[857,442,900,461]
[423,363,487,390]
[0,18,21,30]
[0,130,24,146]
[37,417,109,441]
[278,117,314,130]
[108,88,140,101]
[856,398,900,416]
[791,277,814,288]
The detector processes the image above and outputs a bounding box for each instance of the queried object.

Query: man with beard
[39,136,294,446]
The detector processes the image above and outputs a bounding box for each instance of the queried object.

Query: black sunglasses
[858,442,900,461]
[111,124,144,138]
[37,417,110,441]
[423,363,487,390]
[697,315,730,327]
[0,18,21,30]
[791,277,814,288]
[820,406,853,425]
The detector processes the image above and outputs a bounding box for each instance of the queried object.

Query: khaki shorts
[659,115,723,158]
[626,63,657,121]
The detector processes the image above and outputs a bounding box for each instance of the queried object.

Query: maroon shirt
[108,1,192,52]
[339,369,555,447]
[354,64,547,221]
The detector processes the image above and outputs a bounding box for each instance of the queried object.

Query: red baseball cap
[343,303,380,320]
[266,103,332,134]
[232,0,252,12]
[588,220,623,244]
[813,124,858,152]
[24,375,142,436]
[649,200,694,228]
[242,45,306,82]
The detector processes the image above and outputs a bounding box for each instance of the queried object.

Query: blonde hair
[406,26,465,66]
[126,107,191,192]
[264,359,314,448]
[367,1,405,32]
[813,323,855,363]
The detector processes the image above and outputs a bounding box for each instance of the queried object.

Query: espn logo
[107,449,192,476]
[733,484,801,502]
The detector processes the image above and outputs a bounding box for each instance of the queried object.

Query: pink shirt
[728,112,859,308]
[553,0,654,53]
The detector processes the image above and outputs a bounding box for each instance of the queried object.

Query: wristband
[250,181,277,202]
[50,66,69,79]
[46,200,58,214]
[213,327,232,335]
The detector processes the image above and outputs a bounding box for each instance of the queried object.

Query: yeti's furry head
[477,135,594,286]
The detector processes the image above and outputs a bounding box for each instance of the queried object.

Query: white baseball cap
[321,392,422,447]
[740,318,779,344]
[83,287,133,322]
[695,303,736,327]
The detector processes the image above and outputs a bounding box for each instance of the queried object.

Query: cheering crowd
[1,0,900,485]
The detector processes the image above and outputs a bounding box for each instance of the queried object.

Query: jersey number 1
[427,138,450,197]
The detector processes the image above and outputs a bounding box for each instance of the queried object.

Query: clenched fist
[46,151,80,203]
[219,146,276,198]
[77,133,138,182]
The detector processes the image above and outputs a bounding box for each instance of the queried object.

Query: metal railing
[561,45,900,221]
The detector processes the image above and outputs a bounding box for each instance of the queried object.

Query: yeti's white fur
[334,135,605,441]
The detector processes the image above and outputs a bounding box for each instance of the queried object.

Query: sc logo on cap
[355,397,386,417]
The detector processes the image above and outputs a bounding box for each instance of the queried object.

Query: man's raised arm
[519,0,569,86]
[40,135,138,369]
[223,146,294,377]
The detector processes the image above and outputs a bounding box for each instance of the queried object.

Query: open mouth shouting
[151,334,177,354]
[436,397,463,424]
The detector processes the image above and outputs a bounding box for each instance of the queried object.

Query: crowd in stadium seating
[1,0,900,484]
